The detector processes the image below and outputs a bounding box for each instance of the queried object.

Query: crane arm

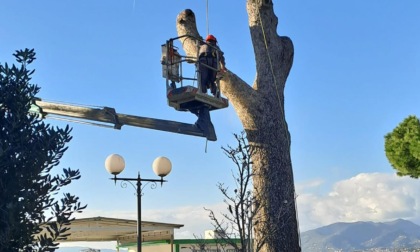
[32,98,215,141]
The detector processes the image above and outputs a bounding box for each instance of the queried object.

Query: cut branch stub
[176,9,201,58]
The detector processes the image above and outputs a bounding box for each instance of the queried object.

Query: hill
[301,219,420,252]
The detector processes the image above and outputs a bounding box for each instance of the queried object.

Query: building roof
[60,216,184,244]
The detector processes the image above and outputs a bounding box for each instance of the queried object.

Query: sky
[2,0,420,250]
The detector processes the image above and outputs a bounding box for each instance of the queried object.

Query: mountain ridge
[301,219,420,252]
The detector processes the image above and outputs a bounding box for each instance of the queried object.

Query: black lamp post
[105,154,172,252]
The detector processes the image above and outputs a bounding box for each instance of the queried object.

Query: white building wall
[127,244,172,252]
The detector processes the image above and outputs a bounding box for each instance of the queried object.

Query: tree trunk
[176,0,300,251]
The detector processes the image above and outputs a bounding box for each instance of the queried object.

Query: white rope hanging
[206,0,209,35]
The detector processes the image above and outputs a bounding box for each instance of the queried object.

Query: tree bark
[176,1,300,251]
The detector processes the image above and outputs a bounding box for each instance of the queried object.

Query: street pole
[105,154,172,252]
[137,173,142,252]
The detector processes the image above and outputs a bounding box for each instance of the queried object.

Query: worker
[198,34,226,97]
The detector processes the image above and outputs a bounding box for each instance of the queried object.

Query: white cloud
[296,172,420,232]
[143,203,227,238]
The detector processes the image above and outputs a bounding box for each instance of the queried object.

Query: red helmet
[205,34,217,42]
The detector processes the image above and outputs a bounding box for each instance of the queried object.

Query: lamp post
[104,154,172,252]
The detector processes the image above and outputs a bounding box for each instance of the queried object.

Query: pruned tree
[385,115,420,178]
[0,49,86,251]
[176,1,300,251]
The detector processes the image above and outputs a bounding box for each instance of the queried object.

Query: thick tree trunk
[176,1,300,251]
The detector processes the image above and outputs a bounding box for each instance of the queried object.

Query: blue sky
[2,0,420,250]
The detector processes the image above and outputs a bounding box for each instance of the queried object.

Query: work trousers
[199,56,218,95]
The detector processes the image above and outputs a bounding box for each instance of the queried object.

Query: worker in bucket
[198,34,226,97]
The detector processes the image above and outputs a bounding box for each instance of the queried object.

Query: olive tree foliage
[205,132,262,252]
[0,49,86,251]
[385,115,420,178]
[176,1,300,251]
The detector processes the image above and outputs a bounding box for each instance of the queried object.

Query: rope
[206,0,209,35]
[257,10,283,121]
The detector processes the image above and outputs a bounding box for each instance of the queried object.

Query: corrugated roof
[58,216,183,244]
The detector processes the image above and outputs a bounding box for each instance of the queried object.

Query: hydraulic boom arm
[32,98,215,141]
